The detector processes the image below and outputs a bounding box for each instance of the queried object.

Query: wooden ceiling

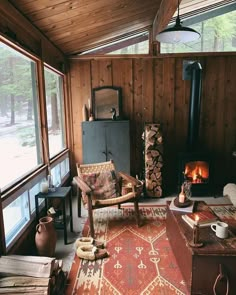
[8,0,232,56]
[8,0,161,56]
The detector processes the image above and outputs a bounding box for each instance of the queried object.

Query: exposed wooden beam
[152,0,180,40]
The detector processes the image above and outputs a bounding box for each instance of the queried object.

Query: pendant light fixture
[156,0,200,44]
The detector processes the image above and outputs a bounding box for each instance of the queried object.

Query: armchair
[73,160,142,238]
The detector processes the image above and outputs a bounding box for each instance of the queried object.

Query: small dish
[174,197,192,208]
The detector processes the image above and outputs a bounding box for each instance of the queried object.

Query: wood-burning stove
[178,151,211,196]
[178,61,211,196]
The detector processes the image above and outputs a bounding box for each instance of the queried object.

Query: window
[79,31,149,55]
[0,41,42,190]
[108,39,149,55]
[3,191,30,247]
[29,180,46,214]
[2,169,47,249]
[44,67,66,158]
[0,40,70,253]
[161,10,236,53]
[50,153,70,187]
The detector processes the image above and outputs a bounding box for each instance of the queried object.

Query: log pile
[144,124,163,198]
[0,255,67,294]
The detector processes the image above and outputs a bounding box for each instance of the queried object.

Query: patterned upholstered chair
[73,160,142,238]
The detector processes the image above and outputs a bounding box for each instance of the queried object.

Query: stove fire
[184,161,209,184]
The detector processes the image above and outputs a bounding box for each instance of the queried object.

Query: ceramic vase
[35,216,57,257]
[82,104,88,121]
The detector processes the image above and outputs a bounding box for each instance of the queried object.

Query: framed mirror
[92,86,122,120]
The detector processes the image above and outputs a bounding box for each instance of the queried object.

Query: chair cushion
[80,170,120,203]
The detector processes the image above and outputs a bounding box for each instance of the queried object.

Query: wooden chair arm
[73,176,92,194]
[118,171,140,186]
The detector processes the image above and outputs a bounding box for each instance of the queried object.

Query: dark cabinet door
[105,121,130,173]
[82,121,106,163]
[82,121,130,173]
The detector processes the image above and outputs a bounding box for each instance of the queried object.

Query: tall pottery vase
[35,216,57,257]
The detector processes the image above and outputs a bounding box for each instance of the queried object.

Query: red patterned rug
[65,205,189,295]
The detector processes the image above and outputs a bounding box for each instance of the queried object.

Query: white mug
[211,221,228,239]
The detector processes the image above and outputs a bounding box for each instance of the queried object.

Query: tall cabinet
[82,120,130,173]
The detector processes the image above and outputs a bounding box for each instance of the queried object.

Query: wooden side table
[35,186,73,245]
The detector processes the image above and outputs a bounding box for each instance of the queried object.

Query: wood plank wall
[69,55,236,195]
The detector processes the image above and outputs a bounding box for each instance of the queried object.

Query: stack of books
[169,198,194,213]
[182,211,218,228]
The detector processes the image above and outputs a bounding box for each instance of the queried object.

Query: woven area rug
[65,205,189,295]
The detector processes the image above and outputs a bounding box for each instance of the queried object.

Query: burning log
[144,124,163,197]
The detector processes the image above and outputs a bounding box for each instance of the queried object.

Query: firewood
[146,181,153,190]
[0,256,68,295]
[0,277,50,288]
[145,159,153,166]
[156,179,162,186]
[151,150,159,157]
[0,256,55,278]
[144,124,163,198]
[147,138,155,146]
[158,155,163,162]
[153,167,160,173]
[146,130,156,139]
[157,136,163,144]
[151,174,156,181]
[145,151,152,159]
[0,286,48,294]
[157,162,163,168]
[155,172,161,179]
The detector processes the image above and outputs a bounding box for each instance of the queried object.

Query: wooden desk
[35,187,73,245]
[166,201,236,295]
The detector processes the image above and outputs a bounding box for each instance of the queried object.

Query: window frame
[44,64,67,159]
[0,36,44,193]
[0,36,70,254]
[2,168,47,250]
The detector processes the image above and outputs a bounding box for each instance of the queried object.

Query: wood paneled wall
[69,55,236,195]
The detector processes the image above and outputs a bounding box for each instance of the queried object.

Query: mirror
[92,86,122,120]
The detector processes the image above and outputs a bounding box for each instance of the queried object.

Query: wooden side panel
[142,59,154,123]
[91,60,112,88]
[201,57,225,190]
[224,56,236,182]
[131,59,154,177]
[161,58,176,193]
[133,59,145,177]
[112,59,134,172]
[174,57,190,150]
[154,58,164,123]
[112,59,133,120]
[70,60,91,171]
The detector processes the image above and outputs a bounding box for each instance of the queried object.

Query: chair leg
[77,187,82,217]
[134,199,141,227]
[87,197,95,238]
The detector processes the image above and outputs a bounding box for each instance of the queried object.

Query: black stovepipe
[187,61,202,150]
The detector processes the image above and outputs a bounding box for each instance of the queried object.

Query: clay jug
[35,216,57,257]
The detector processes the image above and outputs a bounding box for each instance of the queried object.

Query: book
[169,198,195,213]
[181,214,217,228]
[182,211,218,229]
[185,211,218,225]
